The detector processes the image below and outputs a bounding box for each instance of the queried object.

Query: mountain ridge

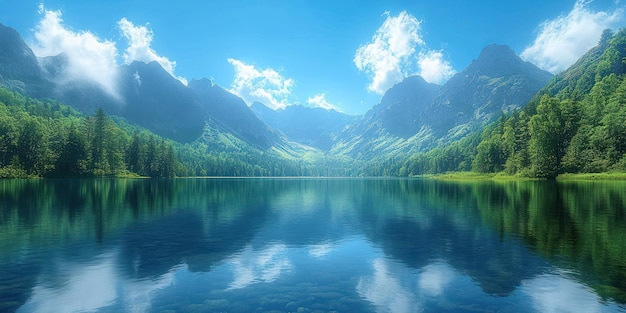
[0,22,555,171]
[251,102,356,151]
[0,23,284,147]
[331,44,553,159]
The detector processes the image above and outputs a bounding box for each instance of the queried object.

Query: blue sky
[0,0,623,114]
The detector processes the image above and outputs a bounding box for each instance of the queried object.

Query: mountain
[188,79,281,149]
[332,76,440,157]
[251,102,356,151]
[0,23,51,97]
[0,23,284,147]
[332,44,553,158]
[467,29,626,178]
[430,44,554,135]
[400,29,626,178]
[117,61,207,142]
[536,29,623,100]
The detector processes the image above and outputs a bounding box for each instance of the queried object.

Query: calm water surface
[1,178,625,312]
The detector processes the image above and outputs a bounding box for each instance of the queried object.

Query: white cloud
[306,93,342,112]
[354,11,423,94]
[32,5,120,99]
[521,0,623,73]
[417,50,455,84]
[228,58,294,110]
[31,6,188,96]
[118,18,187,85]
[354,11,455,94]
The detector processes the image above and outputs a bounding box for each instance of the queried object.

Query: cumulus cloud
[417,50,456,84]
[307,93,342,112]
[228,58,294,110]
[31,5,187,98]
[118,18,187,85]
[521,0,623,73]
[32,4,120,99]
[354,11,455,94]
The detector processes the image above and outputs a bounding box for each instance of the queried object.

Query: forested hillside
[0,87,181,178]
[401,29,626,178]
[0,87,348,178]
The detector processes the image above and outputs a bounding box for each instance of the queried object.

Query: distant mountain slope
[332,76,440,157]
[533,29,625,101]
[332,44,553,159]
[118,61,207,142]
[0,23,284,147]
[189,79,281,149]
[430,44,553,134]
[402,29,626,179]
[251,102,356,151]
[0,23,51,97]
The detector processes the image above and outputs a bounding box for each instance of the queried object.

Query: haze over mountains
[1,22,552,160]
[0,22,282,147]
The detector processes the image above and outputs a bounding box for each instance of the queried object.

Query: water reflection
[20,252,118,313]
[17,250,177,313]
[357,259,460,313]
[522,274,604,313]
[227,243,292,290]
[0,178,625,312]
[357,258,423,313]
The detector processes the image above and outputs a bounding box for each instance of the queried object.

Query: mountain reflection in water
[0,178,624,312]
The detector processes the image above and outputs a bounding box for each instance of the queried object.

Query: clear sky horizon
[0,0,623,114]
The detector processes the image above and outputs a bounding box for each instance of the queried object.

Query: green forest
[400,29,626,179]
[0,88,334,178]
[1,29,625,179]
[0,89,179,178]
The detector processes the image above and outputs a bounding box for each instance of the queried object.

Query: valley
[0,23,625,179]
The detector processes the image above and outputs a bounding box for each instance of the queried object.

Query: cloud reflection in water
[18,251,176,313]
[522,274,603,313]
[227,243,293,290]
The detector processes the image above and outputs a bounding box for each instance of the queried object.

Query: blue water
[1,178,625,312]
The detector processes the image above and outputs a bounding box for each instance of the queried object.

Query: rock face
[332,44,553,158]
[251,102,356,151]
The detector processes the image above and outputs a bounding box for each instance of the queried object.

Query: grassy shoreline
[416,171,626,181]
[556,172,626,181]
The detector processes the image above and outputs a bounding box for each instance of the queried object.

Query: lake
[1,178,625,313]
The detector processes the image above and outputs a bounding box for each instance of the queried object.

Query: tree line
[2,30,624,179]
[0,89,180,178]
[0,87,345,178]
[400,29,626,178]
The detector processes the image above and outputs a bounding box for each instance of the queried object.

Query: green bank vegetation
[1,29,625,179]
[400,29,626,180]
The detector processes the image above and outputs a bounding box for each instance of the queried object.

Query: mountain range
[0,22,553,162]
[251,102,357,151]
[0,22,283,148]
[330,44,553,158]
